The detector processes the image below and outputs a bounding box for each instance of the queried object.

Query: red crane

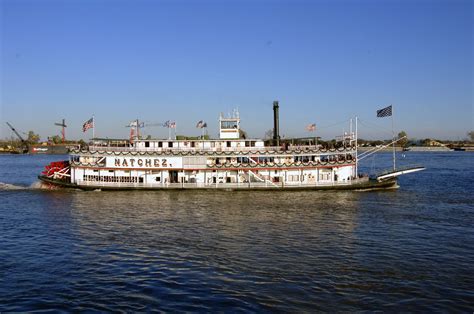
[54,119,67,143]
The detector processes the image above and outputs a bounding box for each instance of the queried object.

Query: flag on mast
[196,120,207,128]
[305,123,316,132]
[82,117,94,132]
[377,105,392,117]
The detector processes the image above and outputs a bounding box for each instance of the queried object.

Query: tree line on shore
[1,129,473,151]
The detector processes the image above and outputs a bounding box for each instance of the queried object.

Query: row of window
[83,175,142,183]
[143,141,258,148]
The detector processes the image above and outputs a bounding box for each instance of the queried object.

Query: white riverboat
[38,102,424,191]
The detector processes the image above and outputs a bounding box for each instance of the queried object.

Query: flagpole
[392,105,396,171]
[355,116,358,178]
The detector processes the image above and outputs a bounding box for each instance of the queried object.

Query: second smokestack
[273,101,280,146]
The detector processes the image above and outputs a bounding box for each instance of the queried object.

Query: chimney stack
[273,101,280,146]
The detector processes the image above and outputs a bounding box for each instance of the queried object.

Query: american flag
[82,117,94,132]
[377,105,392,118]
[164,120,176,128]
[196,120,207,128]
[305,123,316,132]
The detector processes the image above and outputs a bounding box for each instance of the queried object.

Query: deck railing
[76,177,369,189]
[76,145,356,154]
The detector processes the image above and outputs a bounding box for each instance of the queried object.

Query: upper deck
[71,138,356,157]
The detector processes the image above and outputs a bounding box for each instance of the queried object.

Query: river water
[0,152,472,311]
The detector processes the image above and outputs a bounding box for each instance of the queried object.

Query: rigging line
[357,118,393,136]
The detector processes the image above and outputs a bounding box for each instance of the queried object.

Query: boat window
[227,141,231,147]
[251,141,256,147]
[158,142,162,148]
[221,121,238,129]
[245,141,250,147]
[145,141,150,148]
[168,142,173,148]
[191,142,195,148]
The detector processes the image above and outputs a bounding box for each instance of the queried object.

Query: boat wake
[0,182,28,190]
[0,181,63,191]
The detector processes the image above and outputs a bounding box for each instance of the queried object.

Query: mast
[391,105,396,170]
[355,116,358,177]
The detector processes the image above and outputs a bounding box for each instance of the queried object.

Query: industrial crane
[5,122,29,153]
[125,119,162,142]
[54,119,67,142]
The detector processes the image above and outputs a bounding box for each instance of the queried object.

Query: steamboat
[38,102,424,191]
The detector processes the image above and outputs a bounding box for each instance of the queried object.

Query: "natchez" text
[114,158,168,167]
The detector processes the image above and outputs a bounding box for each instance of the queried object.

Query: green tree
[27,131,40,144]
[264,129,273,139]
[78,139,86,147]
[239,129,248,139]
[468,131,474,142]
[397,131,408,147]
[51,135,62,144]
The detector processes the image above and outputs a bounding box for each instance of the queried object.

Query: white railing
[76,145,355,155]
[76,178,367,189]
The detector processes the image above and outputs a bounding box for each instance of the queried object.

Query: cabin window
[251,141,256,147]
[168,142,173,148]
[145,141,150,148]
[227,141,231,147]
[158,142,162,148]
[191,142,195,148]
[221,121,238,129]
[245,141,250,147]
[155,177,161,182]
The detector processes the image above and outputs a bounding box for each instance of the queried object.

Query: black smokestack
[273,100,280,146]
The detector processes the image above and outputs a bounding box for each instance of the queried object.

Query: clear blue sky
[1,0,472,141]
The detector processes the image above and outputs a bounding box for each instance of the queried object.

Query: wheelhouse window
[221,121,238,129]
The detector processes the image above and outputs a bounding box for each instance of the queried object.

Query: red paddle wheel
[41,160,70,180]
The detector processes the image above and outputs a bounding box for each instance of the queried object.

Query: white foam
[29,180,63,190]
[0,182,27,190]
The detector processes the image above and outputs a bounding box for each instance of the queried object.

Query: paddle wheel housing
[41,160,71,181]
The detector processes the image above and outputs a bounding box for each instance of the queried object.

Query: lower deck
[39,174,397,191]
[71,165,357,188]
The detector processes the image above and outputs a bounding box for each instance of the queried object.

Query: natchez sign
[106,157,183,169]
